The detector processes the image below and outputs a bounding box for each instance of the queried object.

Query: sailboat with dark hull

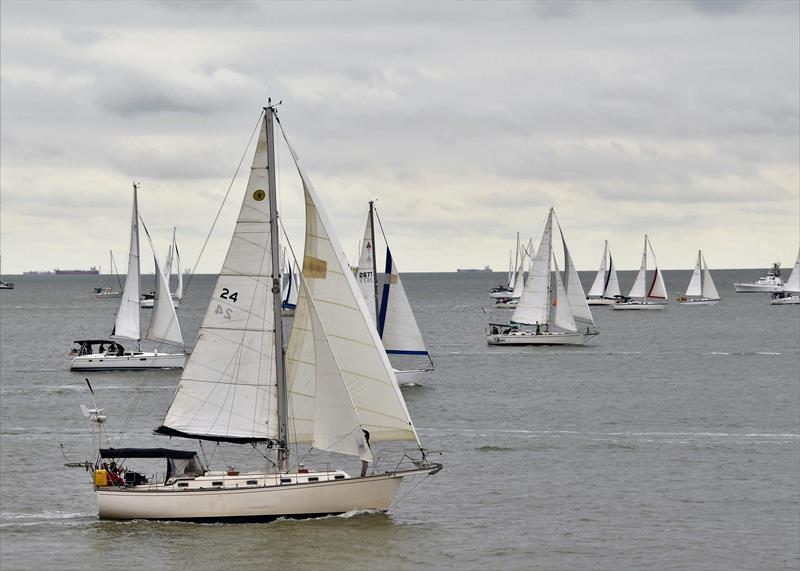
[83,104,440,522]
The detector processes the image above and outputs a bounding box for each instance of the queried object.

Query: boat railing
[371,449,443,475]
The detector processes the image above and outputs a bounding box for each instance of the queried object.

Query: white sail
[700,253,720,299]
[628,238,648,299]
[605,252,621,298]
[685,251,702,297]
[158,116,279,442]
[511,210,553,326]
[283,260,299,308]
[355,216,377,324]
[587,241,608,298]
[143,225,184,347]
[283,133,419,444]
[510,255,525,299]
[164,228,175,284]
[173,242,184,301]
[647,237,667,299]
[526,238,535,276]
[553,254,577,332]
[113,185,141,341]
[558,221,594,327]
[782,249,800,293]
[286,277,372,462]
[379,247,429,356]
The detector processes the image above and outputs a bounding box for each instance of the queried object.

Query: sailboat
[77,104,440,522]
[487,208,598,346]
[613,235,668,310]
[677,250,720,305]
[494,241,530,308]
[771,249,800,305]
[141,229,182,308]
[586,241,622,305]
[490,234,520,298]
[92,250,123,298]
[355,201,434,383]
[70,184,186,370]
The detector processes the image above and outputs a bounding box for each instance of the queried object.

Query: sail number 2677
[214,288,239,320]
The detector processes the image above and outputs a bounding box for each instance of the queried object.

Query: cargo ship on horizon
[24,266,100,275]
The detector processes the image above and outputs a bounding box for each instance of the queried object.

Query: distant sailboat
[613,235,668,310]
[355,201,434,383]
[677,250,720,305]
[771,249,800,305]
[141,229,182,308]
[586,241,622,305]
[70,184,186,370]
[490,234,520,298]
[92,250,123,298]
[78,104,440,522]
[494,241,529,308]
[487,208,598,345]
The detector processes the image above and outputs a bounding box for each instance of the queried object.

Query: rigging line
[183,109,265,296]
[392,472,432,506]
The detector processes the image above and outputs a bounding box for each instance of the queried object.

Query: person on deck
[360,429,371,477]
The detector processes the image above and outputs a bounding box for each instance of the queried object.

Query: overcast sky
[1,0,798,275]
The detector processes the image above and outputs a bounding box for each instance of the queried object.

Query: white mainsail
[782,249,800,293]
[605,252,621,298]
[284,134,419,444]
[286,277,372,461]
[511,210,553,326]
[113,185,141,341]
[552,255,577,332]
[355,215,377,323]
[628,238,648,299]
[557,221,594,327]
[685,251,703,297]
[164,227,175,283]
[159,116,279,442]
[700,252,720,300]
[173,242,184,301]
[587,241,608,298]
[143,225,184,347]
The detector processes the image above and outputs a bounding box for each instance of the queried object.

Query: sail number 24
[215,287,239,320]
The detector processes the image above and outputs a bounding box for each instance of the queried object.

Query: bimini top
[99,448,197,459]
[72,339,120,345]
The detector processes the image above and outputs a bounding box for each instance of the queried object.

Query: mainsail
[511,210,553,326]
[157,116,279,442]
[113,184,141,341]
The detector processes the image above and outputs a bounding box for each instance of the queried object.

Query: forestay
[157,116,279,442]
[511,210,553,326]
[113,185,141,341]
[282,131,419,444]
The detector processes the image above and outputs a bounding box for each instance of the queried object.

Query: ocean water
[1,270,798,570]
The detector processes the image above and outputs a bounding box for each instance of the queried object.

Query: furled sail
[782,249,800,293]
[552,255,577,332]
[286,276,372,461]
[379,247,429,356]
[156,116,279,442]
[113,185,141,341]
[701,253,720,299]
[143,223,183,347]
[685,251,702,297]
[511,210,553,326]
[283,132,419,444]
[587,241,608,298]
[355,216,377,324]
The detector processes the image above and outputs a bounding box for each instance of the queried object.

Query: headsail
[511,210,553,326]
[556,218,594,327]
[113,184,141,341]
[646,237,667,299]
[282,131,419,444]
[143,223,183,347]
[156,115,279,443]
[173,242,184,301]
[700,252,720,300]
[378,246,430,357]
[552,255,577,332]
[628,238,648,299]
[782,249,800,293]
[587,241,608,298]
[604,251,621,298]
[355,215,377,324]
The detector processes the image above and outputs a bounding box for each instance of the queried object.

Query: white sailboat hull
[586,298,618,306]
[494,299,519,308]
[97,468,434,522]
[393,368,429,385]
[71,351,185,370]
[489,290,514,299]
[486,330,596,346]
[93,291,122,299]
[733,283,782,293]
[770,295,800,305]
[677,298,719,306]
[612,301,668,310]
[140,298,180,309]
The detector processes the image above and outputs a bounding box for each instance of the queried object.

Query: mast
[133,183,141,348]
[643,235,648,301]
[369,200,380,323]
[265,102,289,471]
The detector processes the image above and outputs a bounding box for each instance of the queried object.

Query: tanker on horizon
[24,266,100,275]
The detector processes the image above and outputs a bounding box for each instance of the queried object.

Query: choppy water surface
[1,270,798,570]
